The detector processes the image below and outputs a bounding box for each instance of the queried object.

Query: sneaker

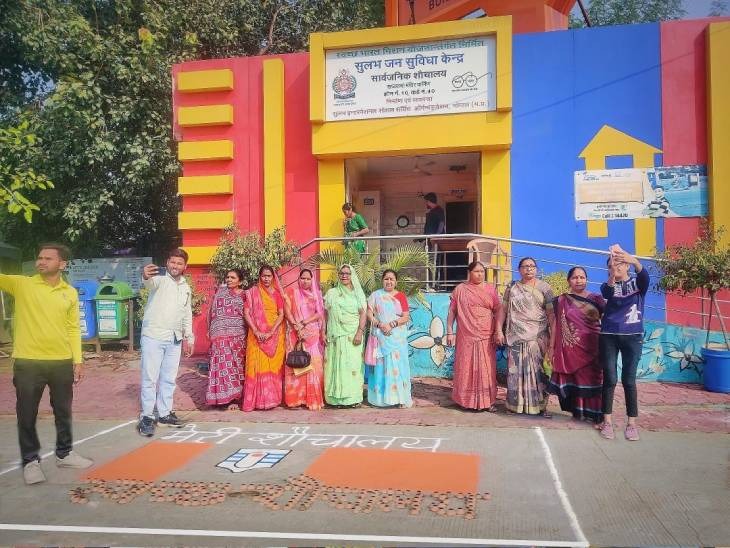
[624,424,640,441]
[56,451,93,469]
[599,422,615,440]
[157,412,185,427]
[23,460,46,485]
[137,416,156,437]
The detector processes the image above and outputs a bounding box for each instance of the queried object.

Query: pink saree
[449,282,502,410]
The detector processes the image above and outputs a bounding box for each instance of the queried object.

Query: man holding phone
[137,248,194,437]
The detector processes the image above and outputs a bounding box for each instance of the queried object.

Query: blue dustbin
[73,280,99,340]
[701,347,730,393]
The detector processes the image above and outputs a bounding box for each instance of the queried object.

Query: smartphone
[157,266,167,277]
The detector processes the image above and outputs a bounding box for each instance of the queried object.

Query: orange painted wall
[387,0,574,33]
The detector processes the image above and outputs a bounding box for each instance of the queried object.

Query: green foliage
[654,222,730,346]
[312,243,432,298]
[210,225,300,289]
[0,120,54,222]
[709,0,729,16]
[542,271,570,296]
[570,0,685,28]
[0,0,383,259]
[136,273,206,323]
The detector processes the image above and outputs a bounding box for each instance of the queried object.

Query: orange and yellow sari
[242,283,285,411]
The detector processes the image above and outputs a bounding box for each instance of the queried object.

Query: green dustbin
[94,282,135,339]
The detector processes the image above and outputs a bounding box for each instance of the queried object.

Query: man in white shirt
[137,248,194,437]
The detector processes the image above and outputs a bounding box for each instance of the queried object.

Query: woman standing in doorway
[499,257,555,416]
[342,202,369,255]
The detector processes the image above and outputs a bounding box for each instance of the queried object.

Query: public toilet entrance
[344,152,481,258]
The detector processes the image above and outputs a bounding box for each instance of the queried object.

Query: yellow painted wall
[310,18,513,251]
[178,175,233,196]
[177,69,234,93]
[178,140,234,162]
[263,59,286,234]
[318,159,346,250]
[707,22,730,248]
[178,210,233,230]
[177,105,234,127]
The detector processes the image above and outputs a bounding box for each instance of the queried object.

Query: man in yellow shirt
[0,243,93,485]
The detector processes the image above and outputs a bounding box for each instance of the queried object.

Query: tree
[0,0,384,259]
[709,0,729,16]
[570,0,686,28]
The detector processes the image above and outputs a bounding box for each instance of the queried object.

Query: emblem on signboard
[332,69,357,100]
[216,449,290,473]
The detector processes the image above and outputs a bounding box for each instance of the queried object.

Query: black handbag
[286,341,311,368]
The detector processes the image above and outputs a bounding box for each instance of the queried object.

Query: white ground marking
[534,426,589,545]
[0,524,591,546]
[0,419,136,476]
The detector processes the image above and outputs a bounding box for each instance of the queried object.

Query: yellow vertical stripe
[317,158,346,251]
[707,22,730,248]
[263,59,286,235]
[481,150,511,286]
[633,148,658,256]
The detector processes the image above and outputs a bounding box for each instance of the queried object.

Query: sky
[682,0,719,18]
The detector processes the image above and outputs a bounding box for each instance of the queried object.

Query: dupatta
[246,280,284,357]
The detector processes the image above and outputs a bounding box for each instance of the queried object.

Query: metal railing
[279,232,728,326]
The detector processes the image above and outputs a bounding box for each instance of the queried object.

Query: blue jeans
[599,333,642,417]
[140,335,182,419]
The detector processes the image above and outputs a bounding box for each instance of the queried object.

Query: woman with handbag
[206,269,247,410]
[283,269,326,410]
[324,264,367,408]
[365,270,412,407]
[241,265,285,411]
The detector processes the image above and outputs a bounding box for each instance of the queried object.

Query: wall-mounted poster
[574,165,707,221]
[325,35,496,121]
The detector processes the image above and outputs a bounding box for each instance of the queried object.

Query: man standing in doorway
[137,248,194,437]
[0,243,93,485]
[423,192,446,287]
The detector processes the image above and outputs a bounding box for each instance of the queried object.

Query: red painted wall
[660,19,730,330]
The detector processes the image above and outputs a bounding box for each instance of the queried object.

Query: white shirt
[141,274,194,344]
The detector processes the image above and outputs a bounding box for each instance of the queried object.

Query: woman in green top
[324,264,367,407]
[342,202,369,254]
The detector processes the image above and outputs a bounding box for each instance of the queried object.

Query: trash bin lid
[73,280,100,301]
[94,281,136,300]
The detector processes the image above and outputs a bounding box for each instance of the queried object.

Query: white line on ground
[534,426,589,545]
[0,419,136,477]
[0,523,591,546]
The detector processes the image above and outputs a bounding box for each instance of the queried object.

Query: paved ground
[0,351,728,546]
[1,352,727,433]
[0,419,727,546]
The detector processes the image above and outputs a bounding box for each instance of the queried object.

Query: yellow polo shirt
[0,274,82,363]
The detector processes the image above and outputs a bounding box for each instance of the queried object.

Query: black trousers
[599,334,642,417]
[13,359,74,465]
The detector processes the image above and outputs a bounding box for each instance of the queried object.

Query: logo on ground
[216,449,290,473]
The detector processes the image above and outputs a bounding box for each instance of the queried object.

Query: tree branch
[259,3,285,55]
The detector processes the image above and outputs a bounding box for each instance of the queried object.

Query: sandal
[486,406,499,413]
[540,409,552,419]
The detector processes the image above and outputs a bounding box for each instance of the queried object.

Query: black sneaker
[157,412,185,428]
[137,416,156,437]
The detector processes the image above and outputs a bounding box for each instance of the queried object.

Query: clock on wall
[396,215,410,228]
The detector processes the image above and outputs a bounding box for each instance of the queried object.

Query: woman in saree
[342,202,369,255]
[206,269,247,409]
[547,267,605,423]
[365,269,412,408]
[242,265,285,411]
[498,257,555,416]
[445,261,504,411]
[284,269,326,410]
[324,264,367,408]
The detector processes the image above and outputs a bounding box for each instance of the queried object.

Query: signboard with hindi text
[325,35,496,121]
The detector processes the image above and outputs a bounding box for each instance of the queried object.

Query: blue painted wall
[405,295,721,384]
[511,23,666,321]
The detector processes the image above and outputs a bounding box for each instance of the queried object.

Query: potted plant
[654,222,730,393]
